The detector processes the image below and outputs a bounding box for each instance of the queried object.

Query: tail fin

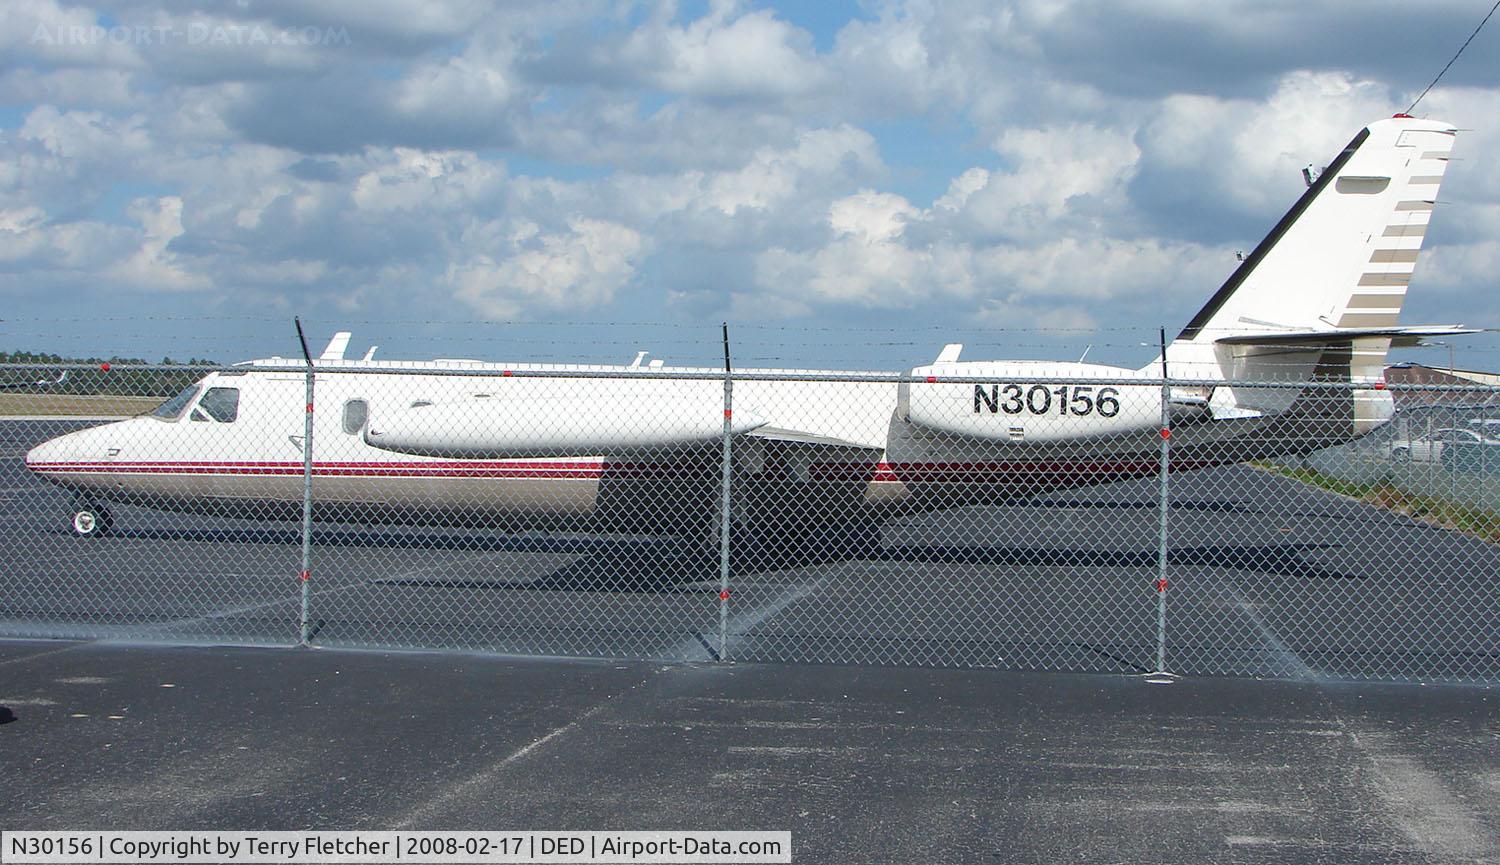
[1153,116,1464,433]
[1175,115,1456,346]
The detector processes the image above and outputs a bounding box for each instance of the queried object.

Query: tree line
[0,351,220,397]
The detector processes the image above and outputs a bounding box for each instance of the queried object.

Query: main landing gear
[70,499,113,538]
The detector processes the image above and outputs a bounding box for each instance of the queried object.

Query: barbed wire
[10,320,1500,373]
[12,315,1500,336]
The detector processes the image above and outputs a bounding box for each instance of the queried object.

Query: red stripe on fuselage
[26,459,1210,483]
[26,460,620,479]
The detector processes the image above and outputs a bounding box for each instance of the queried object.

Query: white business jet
[26,115,1472,538]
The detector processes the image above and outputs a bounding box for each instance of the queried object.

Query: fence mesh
[1,360,1497,681]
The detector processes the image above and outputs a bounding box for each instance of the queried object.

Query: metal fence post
[718,324,733,663]
[1155,328,1171,676]
[295,319,316,647]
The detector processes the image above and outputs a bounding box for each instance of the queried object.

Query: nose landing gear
[71,501,113,538]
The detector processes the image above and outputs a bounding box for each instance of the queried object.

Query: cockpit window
[151,385,200,420]
[193,387,240,423]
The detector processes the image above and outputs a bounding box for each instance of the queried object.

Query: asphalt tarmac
[1,640,1496,864]
[2,419,1497,682]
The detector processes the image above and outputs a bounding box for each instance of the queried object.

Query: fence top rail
[5,361,1500,393]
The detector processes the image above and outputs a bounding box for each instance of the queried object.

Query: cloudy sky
[2,0,1499,368]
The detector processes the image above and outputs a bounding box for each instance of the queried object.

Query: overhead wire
[1407,0,1500,113]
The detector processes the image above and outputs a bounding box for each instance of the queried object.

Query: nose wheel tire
[71,505,113,538]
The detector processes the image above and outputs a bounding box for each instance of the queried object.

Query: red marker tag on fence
[99,362,111,372]
[1156,579,1168,592]
[724,409,732,420]
[719,590,731,601]
[1160,428,1172,440]
[300,570,311,582]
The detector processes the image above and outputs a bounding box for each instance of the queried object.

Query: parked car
[1442,438,1500,475]
[1388,427,1500,464]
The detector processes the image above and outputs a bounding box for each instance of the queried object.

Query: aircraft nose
[25,425,102,472]
[26,433,73,472]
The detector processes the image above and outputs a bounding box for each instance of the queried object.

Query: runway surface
[2,418,1498,681]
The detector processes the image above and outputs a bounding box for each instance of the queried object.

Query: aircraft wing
[747,426,884,451]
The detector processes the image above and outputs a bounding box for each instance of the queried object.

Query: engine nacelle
[901,361,1164,444]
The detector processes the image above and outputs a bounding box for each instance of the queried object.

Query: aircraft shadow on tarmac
[1029,498,1255,514]
[69,523,1360,592]
[427,541,1358,592]
[872,542,1355,580]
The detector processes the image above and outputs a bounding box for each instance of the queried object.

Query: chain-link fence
[1,360,1497,682]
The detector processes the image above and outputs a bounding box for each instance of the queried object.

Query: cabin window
[342,399,368,434]
[151,385,199,420]
[192,387,240,423]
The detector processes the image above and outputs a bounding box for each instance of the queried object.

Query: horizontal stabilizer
[1214,325,1477,348]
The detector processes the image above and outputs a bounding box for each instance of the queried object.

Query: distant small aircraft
[25,115,1474,538]
[0,371,67,390]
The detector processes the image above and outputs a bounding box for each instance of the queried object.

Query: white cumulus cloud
[450,218,646,318]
